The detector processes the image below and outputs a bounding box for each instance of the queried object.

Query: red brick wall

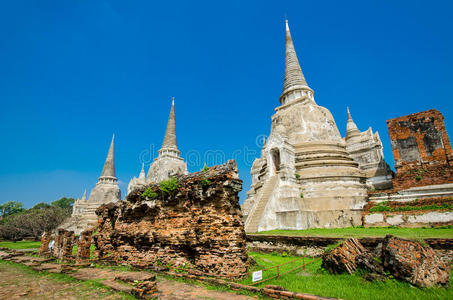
[387,109,453,189]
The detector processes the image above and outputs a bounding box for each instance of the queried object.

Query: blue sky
[0,0,452,207]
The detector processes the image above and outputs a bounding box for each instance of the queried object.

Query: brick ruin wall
[76,229,93,262]
[387,109,453,190]
[42,229,76,260]
[93,160,249,277]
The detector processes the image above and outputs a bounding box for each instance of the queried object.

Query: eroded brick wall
[76,229,93,262]
[52,229,64,258]
[94,160,248,277]
[39,232,52,255]
[387,109,453,189]
[50,229,75,260]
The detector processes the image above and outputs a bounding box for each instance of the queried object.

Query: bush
[200,178,212,186]
[159,177,180,195]
[202,164,209,172]
[141,187,158,199]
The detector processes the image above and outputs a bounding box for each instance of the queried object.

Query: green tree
[0,201,25,220]
[51,197,75,209]
[32,202,51,210]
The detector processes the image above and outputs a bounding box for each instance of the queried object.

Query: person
[49,239,55,251]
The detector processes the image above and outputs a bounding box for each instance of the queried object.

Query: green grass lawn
[0,241,41,249]
[252,226,453,239]
[240,252,452,300]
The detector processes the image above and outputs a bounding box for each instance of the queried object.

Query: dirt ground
[0,262,127,300]
[0,262,254,300]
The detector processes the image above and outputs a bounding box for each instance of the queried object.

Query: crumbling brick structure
[387,109,453,189]
[52,229,65,258]
[94,160,248,277]
[61,230,75,260]
[51,229,75,260]
[76,229,93,262]
[39,232,52,255]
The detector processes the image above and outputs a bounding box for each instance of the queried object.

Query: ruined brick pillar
[76,229,93,263]
[61,230,75,261]
[39,232,52,255]
[387,109,453,189]
[52,229,65,258]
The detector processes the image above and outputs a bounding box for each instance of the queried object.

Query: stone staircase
[245,175,278,232]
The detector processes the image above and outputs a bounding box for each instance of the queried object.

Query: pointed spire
[160,98,178,151]
[81,189,87,201]
[100,134,116,178]
[138,163,145,179]
[281,20,309,99]
[346,107,360,140]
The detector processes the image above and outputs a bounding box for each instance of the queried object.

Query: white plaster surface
[364,213,384,224]
[408,212,453,224]
[386,214,404,226]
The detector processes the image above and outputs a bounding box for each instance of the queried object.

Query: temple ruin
[242,20,376,232]
[365,109,453,227]
[344,107,393,189]
[128,98,188,194]
[60,135,121,234]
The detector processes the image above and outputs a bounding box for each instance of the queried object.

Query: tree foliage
[0,201,25,219]
[0,197,75,241]
[51,197,75,209]
[32,202,51,210]
[0,206,71,241]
